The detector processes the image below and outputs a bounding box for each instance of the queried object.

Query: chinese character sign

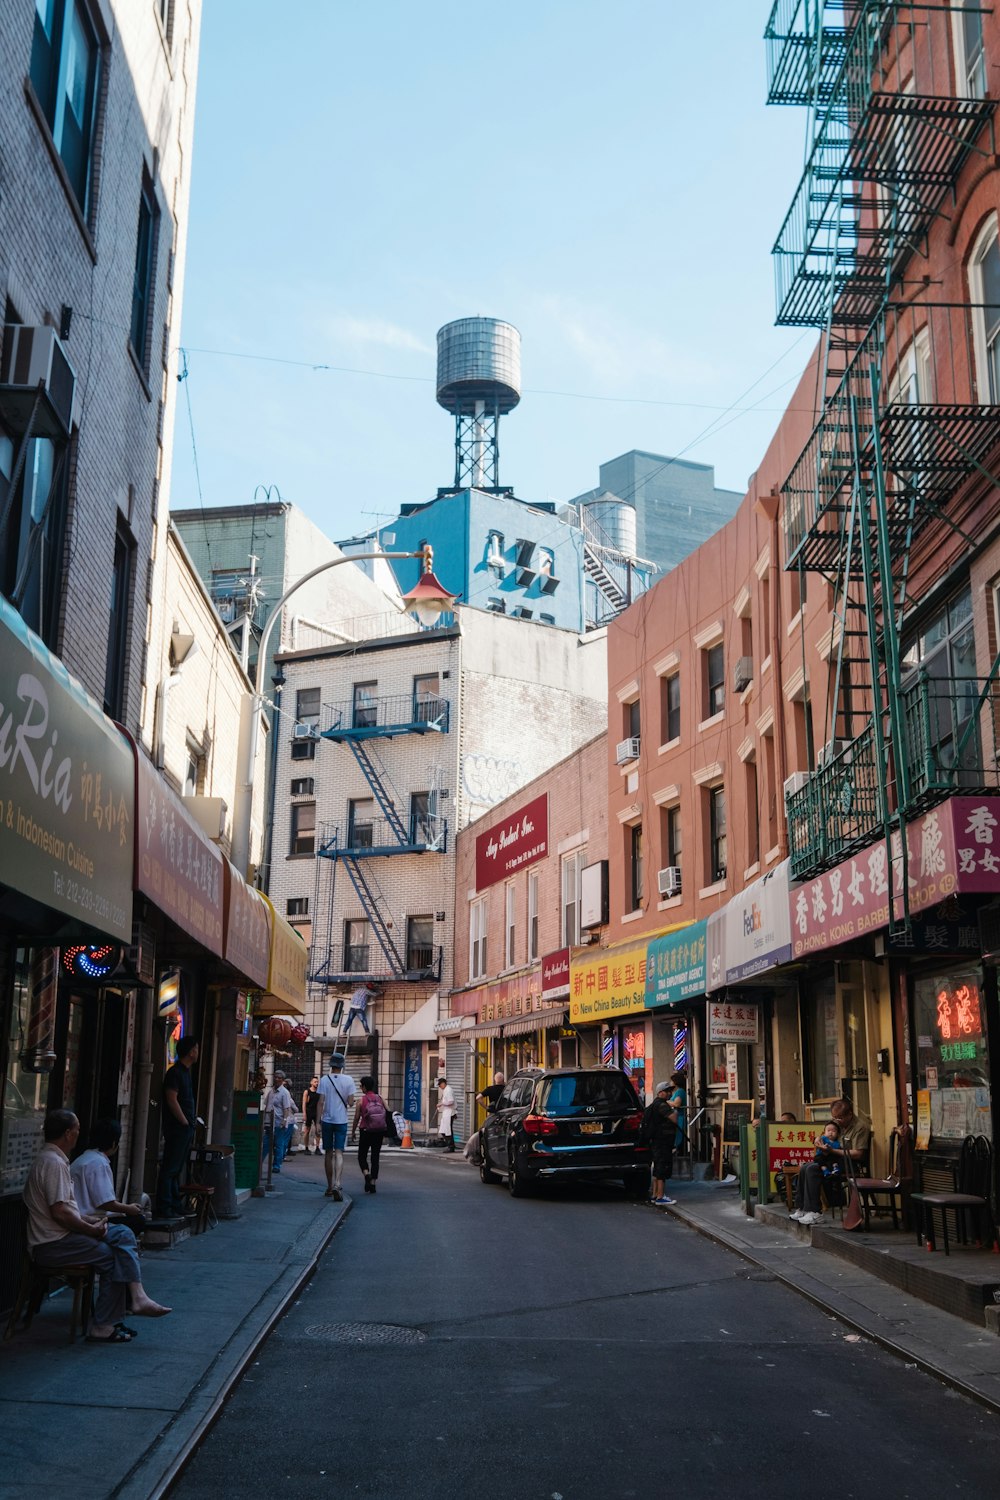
[570,942,648,1023]
[404,1044,422,1120]
[709,1002,761,1045]
[644,921,707,1008]
[932,980,982,1043]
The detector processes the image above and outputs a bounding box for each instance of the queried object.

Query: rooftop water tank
[582,492,638,557]
[436,318,522,415]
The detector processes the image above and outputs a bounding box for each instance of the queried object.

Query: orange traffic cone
[400,1119,413,1149]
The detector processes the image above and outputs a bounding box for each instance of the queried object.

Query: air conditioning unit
[184,794,228,842]
[817,738,850,769]
[487,534,505,574]
[216,596,237,624]
[0,324,77,436]
[511,606,533,620]
[733,655,753,692]
[615,736,640,765]
[784,770,809,800]
[486,597,506,614]
[293,723,320,741]
[128,921,156,987]
[658,866,682,898]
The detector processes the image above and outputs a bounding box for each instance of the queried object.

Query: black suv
[479,1067,650,1198]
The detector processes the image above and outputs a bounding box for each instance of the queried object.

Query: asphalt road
[173,1148,1000,1500]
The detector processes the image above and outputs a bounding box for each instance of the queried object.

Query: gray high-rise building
[571,451,742,577]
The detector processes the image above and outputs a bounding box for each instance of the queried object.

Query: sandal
[116,1323,139,1338]
[324,1187,336,1197]
[87,1327,133,1344]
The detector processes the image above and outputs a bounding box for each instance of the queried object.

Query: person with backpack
[352,1075,390,1193]
[642,1081,679,1207]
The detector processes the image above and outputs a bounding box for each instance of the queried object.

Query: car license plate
[579,1121,603,1135]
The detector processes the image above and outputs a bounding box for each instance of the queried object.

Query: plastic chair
[853,1124,913,1232]
[911,1135,993,1254]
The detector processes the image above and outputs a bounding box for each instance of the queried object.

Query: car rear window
[537,1073,638,1117]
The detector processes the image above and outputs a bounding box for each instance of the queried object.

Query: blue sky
[170,2,810,540]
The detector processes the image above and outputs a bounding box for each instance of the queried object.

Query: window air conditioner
[0,324,77,436]
[615,736,640,765]
[657,866,682,898]
[784,770,809,800]
[511,606,533,620]
[733,655,753,692]
[293,723,320,741]
[817,738,850,769]
[487,534,505,574]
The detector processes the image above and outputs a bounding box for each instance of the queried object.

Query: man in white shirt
[261,1071,296,1172]
[436,1077,457,1152]
[24,1110,170,1342]
[71,1118,146,1229]
[316,1053,356,1201]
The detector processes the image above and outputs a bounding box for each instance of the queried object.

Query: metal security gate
[445,1038,471,1143]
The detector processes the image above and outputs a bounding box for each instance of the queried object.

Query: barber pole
[22,946,59,1073]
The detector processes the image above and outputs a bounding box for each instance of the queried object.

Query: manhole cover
[304,1321,427,1345]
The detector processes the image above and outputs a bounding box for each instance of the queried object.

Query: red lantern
[290,1023,310,1044]
[258,1016,292,1048]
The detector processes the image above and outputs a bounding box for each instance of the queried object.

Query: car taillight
[624,1112,644,1132]
[522,1113,557,1136]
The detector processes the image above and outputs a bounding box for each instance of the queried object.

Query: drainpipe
[153,672,181,770]
[755,488,789,858]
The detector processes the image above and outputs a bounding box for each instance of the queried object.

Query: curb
[110,1195,353,1500]
[667,1201,1000,1417]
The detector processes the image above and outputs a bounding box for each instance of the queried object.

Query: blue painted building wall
[379,489,586,631]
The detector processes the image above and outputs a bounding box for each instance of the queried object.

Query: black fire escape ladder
[347,740,409,844]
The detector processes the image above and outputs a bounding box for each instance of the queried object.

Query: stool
[4,1253,95,1343]
[180,1181,216,1234]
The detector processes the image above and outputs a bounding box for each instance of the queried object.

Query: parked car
[479,1067,650,1198]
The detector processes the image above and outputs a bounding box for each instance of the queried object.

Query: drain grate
[304,1321,428,1345]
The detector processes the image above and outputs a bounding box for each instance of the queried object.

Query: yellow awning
[258,894,307,1016]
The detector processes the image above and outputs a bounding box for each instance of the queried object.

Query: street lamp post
[231,546,455,880]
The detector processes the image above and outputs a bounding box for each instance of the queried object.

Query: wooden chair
[853,1124,913,1232]
[911,1135,993,1255]
[4,1235,95,1344]
[180,1180,216,1234]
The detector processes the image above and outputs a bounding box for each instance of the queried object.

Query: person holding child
[790,1098,871,1225]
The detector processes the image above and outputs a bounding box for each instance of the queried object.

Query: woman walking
[352,1075,389,1193]
[302,1076,322,1155]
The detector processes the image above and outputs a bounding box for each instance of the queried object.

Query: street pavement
[173,1149,1000,1500]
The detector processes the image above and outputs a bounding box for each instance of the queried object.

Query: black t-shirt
[304,1089,319,1122]
[163,1061,195,1133]
[480,1083,505,1109]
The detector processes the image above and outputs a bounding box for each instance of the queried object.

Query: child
[814,1120,842,1176]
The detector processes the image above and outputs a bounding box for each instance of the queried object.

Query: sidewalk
[663,1178,1000,1412]
[0,1153,349,1500]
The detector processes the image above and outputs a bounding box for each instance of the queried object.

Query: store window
[913,968,991,1142]
[1,949,47,1195]
[801,971,841,1104]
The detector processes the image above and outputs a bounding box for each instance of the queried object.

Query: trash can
[195,1144,238,1219]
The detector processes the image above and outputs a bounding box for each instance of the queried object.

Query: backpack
[361,1093,388,1132]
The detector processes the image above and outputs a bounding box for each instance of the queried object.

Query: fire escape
[766,1,1000,927]
[309,689,449,986]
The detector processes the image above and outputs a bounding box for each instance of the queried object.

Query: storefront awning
[473,1005,568,1039]
[434,1014,471,1037]
[222,859,271,990]
[0,596,134,941]
[390,993,440,1042]
[258,894,307,1016]
[135,752,224,957]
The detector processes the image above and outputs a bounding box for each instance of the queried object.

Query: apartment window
[290,777,314,796]
[970,218,1000,403]
[410,791,433,844]
[287,896,309,917]
[344,918,370,974]
[661,673,680,743]
[30,0,102,216]
[156,0,174,45]
[705,643,725,718]
[469,896,488,981]
[290,801,316,856]
[103,521,133,718]
[561,849,586,948]
[352,680,377,728]
[505,883,517,969]
[662,804,682,879]
[183,743,204,799]
[954,1,987,98]
[625,698,641,741]
[413,672,442,723]
[129,173,158,370]
[296,686,321,728]
[348,798,375,848]
[527,870,539,961]
[902,583,978,778]
[709,786,727,883]
[627,824,644,912]
[0,425,67,649]
[746,760,760,867]
[407,915,434,973]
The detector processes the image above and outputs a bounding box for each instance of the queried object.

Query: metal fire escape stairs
[765,0,1000,935]
[310,692,450,985]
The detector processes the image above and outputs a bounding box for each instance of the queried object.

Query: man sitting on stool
[24,1110,170,1343]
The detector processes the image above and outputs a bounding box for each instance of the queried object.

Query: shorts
[652,1146,674,1177]
[321,1121,348,1151]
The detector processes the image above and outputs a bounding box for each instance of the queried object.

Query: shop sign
[621,1026,646,1065]
[644,920,706,1009]
[721,861,792,983]
[136,754,223,955]
[932,976,983,1043]
[541,947,569,1000]
[0,597,134,940]
[404,1043,422,1119]
[478,969,542,1023]
[763,1121,817,1196]
[570,941,647,1023]
[474,792,548,890]
[262,896,308,1014]
[223,859,272,989]
[709,1000,761,1045]
[790,797,1000,958]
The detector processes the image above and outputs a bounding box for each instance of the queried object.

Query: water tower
[436,318,521,494]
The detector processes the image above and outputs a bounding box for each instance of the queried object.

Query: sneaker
[653,1196,677,1206]
[789,1208,805,1220]
[369,1181,377,1193]
[332,1189,343,1202]
[719,1174,738,1185]
[799,1211,825,1225]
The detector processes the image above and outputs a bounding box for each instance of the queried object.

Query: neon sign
[62,943,121,981]
[933,981,982,1042]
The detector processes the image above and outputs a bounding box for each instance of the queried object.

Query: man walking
[791,1096,872,1225]
[317,1052,357,1200]
[157,1036,199,1218]
[342,983,380,1037]
[262,1071,296,1172]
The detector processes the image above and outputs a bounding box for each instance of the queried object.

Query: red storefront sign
[474,793,548,890]
[223,858,272,989]
[477,970,542,1023]
[136,755,224,955]
[541,947,569,1000]
[790,797,1000,959]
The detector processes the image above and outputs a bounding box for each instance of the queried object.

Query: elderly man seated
[24,1109,170,1344]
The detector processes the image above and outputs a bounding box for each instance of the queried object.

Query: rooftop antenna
[436,317,521,496]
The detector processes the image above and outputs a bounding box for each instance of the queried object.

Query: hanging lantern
[290,1022,310,1045]
[258,1016,292,1048]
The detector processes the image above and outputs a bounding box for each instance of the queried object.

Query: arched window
[969,217,1000,402]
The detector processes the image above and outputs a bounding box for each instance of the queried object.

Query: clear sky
[170,1,811,541]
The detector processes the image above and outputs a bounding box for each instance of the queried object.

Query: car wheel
[507,1146,529,1198]
[480,1155,499,1185]
[623,1172,651,1199]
